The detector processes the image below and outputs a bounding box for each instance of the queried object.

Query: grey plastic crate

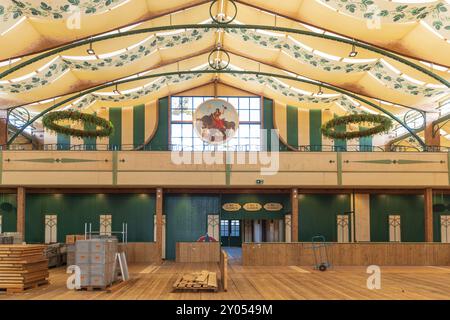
[74,238,118,288]
[75,240,91,253]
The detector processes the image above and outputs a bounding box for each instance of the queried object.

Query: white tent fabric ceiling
[0,0,449,122]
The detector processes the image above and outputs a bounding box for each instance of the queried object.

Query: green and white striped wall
[273,102,373,151]
[45,100,159,150]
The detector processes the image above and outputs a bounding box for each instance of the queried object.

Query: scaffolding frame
[84,222,128,243]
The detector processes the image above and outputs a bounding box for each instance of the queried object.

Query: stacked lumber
[173,270,218,292]
[0,245,49,293]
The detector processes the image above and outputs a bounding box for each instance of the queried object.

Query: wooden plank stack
[173,270,218,292]
[0,245,49,293]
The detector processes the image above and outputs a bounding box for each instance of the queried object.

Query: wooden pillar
[156,188,163,262]
[17,187,25,241]
[424,112,440,150]
[424,188,434,242]
[291,188,298,242]
[0,110,8,147]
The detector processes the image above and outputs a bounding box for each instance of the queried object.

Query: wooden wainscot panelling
[242,243,450,266]
[229,152,338,186]
[1,151,113,186]
[2,151,449,187]
[341,152,448,172]
[119,242,159,263]
[341,152,448,187]
[342,172,448,187]
[117,151,226,186]
[176,242,220,263]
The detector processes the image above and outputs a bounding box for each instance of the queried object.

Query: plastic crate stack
[0,235,13,244]
[75,238,118,289]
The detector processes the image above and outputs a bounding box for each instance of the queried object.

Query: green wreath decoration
[42,111,114,138]
[321,114,392,140]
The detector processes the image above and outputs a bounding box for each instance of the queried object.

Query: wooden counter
[176,242,220,262]
[242,242,450,266]
[119,242,159,263]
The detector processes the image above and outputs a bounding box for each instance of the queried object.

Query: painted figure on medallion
[194,99,238,144]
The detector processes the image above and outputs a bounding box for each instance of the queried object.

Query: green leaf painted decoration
[68,73,203,109]
[319,0,450,39]
[0,0,127,23]
[228,71,361,114]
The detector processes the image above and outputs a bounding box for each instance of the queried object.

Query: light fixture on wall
[349,41,358,58]
[113,84,120,95]
[86,39,96,55]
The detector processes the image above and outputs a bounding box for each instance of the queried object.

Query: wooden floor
[1,261,450,300]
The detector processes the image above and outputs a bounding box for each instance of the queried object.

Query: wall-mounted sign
[222,203,241,212]
[243,203,262,212]
[194,99,238,145]
[263,203,283,211]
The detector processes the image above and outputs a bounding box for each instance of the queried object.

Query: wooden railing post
[424,188,434,242]
[291,188,299,242]
[17,187,26,242]
[156,188,163,262]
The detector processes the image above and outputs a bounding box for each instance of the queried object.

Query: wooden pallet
[173,271,218,292]
[0,279,49,294]
[77,286,109,292]
[77,281,118,292]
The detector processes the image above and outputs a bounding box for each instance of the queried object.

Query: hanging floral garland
[42,111,113,138]
[321,114,393,140]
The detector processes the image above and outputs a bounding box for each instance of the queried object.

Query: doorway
[220,219,242,247]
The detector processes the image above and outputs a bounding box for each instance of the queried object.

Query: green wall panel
[147,97,169,151]
[262,98,288,151]
[165,194,220,260]
[334,118,347,151]
[25,194,155,243]
[309,109,322,151]
[432,193,450,242]
[220,193,290,220]
[359,127,373,151]
[298,194,351,242]
[370,194,424,242]
[83,115,97,150]
[133,104,145,146]
[286,105,299,148]
[109,107,122,148]
[57,125,70,150]
[0,194,17,233]
[262,98,274,152]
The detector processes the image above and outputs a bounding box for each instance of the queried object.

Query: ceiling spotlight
[113,84,120,95]
[349,42,358,58]
[317,85,323,96]
[86,41,95,55]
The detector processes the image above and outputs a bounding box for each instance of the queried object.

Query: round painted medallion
[193,99,239,145]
